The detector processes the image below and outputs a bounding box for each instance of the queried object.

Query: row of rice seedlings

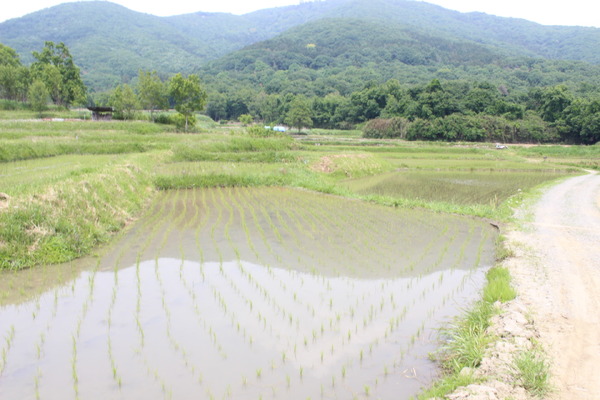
[0,324,15,377]
[128,190,186,396]
[233,188,282,253]
[232,189,277,263]
[223,192,438,368]
[207,188,225,265]
[115,192,179,389]
[87,187,173,352]
[228,187,263,264]
[213,191,480,396]
[158,263,210,393]
[179,189,266,392]
[256,191,350,275]
[232,189,308,267]
[194,188,210,266]
[177,264,228,358]
[66,257,104,399]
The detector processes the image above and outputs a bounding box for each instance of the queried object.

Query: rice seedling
[0,325,15,376]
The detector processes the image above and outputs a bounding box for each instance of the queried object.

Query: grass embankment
[0,120,175,162]
[0,153,157,269]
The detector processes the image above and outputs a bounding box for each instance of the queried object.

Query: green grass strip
[417,265,515,399]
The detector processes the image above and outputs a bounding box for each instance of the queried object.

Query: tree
[110,84,139,120]
[206,93,228,121]
[137,70,168,122]
[0,43,29,101]
[168,73,207,131]
[0,64,29,101]
[0,43,21,67]
[285,95,313,132]
[28,79,49,117]
[31,41,86,107]
[239,114,253,126]
[536,85,572,123]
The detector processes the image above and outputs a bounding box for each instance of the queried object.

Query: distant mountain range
[1,0,600,91]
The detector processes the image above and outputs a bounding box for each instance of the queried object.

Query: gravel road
[508,171,600,399]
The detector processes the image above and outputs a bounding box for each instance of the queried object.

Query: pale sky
[1,0,599,27]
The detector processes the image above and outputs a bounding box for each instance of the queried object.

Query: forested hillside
[2,0,600,144]
[201,18,600,96]
[2,0,600,90]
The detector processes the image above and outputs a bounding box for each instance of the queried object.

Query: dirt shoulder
[507,171,600,399]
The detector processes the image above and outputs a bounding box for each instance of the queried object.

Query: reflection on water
[0,187,497,399]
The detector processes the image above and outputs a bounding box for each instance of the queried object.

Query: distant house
[87,107,113,121]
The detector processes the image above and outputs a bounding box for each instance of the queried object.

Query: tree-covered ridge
[199,16,600,104]
[207,19,501,73]
[2,0,600,90]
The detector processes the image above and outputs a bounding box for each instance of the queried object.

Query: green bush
[362,117,409,138]
[247,125,284,137]
[0,99,28,110]
[154,113,175,125]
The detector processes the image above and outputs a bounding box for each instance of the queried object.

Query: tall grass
[0,154,155,270]
[483,267,517,303]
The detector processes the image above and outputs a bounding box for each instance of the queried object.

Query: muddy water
[0,187,497,399]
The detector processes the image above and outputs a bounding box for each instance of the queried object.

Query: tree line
[0,41,86,110]
[0,42,207,131]
[1,41,598,144]
[104,71,206,131]
[203,79,600,144]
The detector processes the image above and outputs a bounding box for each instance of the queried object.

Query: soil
[509,171,600,399]
[446,171,600,400]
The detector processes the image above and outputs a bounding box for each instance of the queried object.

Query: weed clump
[514,348,550,397]
[483,266,517,303]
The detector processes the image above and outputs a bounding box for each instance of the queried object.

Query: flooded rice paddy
[344,169,570,205]
[0,187,497,399]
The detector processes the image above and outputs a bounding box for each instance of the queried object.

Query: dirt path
[508,171,600,399]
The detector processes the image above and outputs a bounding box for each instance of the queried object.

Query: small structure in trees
[87,106,113,121]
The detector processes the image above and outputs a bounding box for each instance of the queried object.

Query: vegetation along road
[508,171,600,399]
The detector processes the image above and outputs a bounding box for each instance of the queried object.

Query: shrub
[362,117,409,138]
[173,113,196,131]
[247,125,283,137]
[154,113,175,125]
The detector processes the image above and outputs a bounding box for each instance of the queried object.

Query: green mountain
[200,17,600,98]
[0,2,212,89]
[1,0,600,91]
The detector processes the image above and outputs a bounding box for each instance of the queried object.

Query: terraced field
[0,187,497,400]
